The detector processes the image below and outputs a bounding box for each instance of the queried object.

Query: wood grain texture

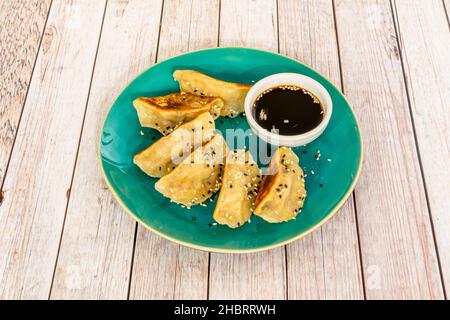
[0,0,447,301]
[334,0,444,299]
[209,0,286,300]
[50,0,163,300]
[0,0,106,299]
[392,0,450,295]
[128,0,219,300]
[278,0,364,300]
[0,0,51,185]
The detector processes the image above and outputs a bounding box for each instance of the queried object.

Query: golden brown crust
[254,159,278,207]
[154,134,228,207]
[213,150,261,228]
[133,92,223,135]
[173,70,251,117]
[133,112,215,178]
[253,147,306,223]
[136,92,219,111]
[174,70,251,88]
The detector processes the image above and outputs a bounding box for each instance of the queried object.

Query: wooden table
[0,0,448,300]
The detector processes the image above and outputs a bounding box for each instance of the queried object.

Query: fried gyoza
[253,147,306,223]
[213,150,261,228]
[155,134,228,207]
[173,70,251,118]
[133,112,215,178]
[133,92,223,135]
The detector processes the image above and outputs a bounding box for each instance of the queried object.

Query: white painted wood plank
[278,0,364,300]
[320,203,364,298]
[393,0,450,295]
[129,0,219,300]
[334,0,444,299]
[219,0,278,50]
[50,0,163,300]
[0,0,51,185]
[209,0,287,300]
[210,250,286,300]
[0,0,106,299]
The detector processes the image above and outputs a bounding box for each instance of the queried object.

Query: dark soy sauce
[252,85,324,135]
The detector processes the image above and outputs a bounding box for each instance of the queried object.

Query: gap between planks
[1,0,446,300]
[0,0,53,192]
[331,0,368,300]
[49,0,163,299]
[208,0,287,300]
[0,0,108,299]
[390,0,449,297]
[48,0,449,300]
[334,0,445,299]
[126,0,166,300]
[443,0,450,26]
[128,0,218,300]
[48,0,109,299]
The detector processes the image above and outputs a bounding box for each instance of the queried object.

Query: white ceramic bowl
[244,73,332,147]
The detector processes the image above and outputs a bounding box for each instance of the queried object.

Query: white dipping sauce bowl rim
[244,73,333,147]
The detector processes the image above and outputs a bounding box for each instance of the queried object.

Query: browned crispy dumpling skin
[213,150,261,228]
[133,112,215,178]
[155,134,228,207]
[173,70,251,118]
[133,92,223,135]
[254,147,306,223]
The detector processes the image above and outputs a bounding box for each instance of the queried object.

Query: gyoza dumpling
[133,92,223,135]
[213,150,261,228]
[254,147,306,223]
[133,112,215,178]
[155,134,228,207]
[173,70,251,118]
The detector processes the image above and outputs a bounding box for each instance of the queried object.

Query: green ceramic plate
[100,47,362,253]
